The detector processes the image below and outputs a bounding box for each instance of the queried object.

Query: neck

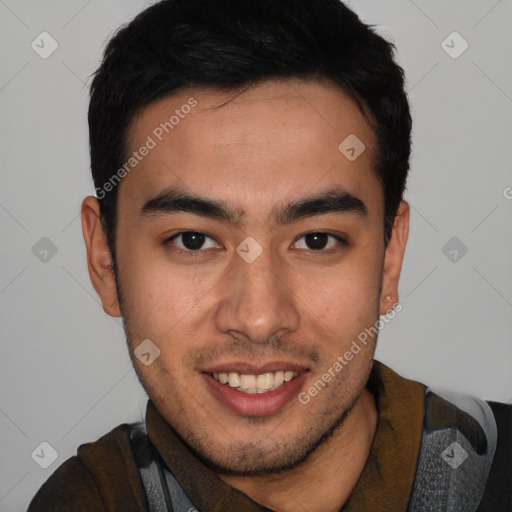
[218,388,378,512]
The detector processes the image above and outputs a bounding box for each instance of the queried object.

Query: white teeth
[256,373,273,390]
[240,374,256,389]
[212,370,299,392]
[274,371,285,387]
[228,372,240,387]
[284,371,295,382]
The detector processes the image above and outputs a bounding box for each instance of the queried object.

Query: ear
[81,196,121,317]
[379,200,410,316]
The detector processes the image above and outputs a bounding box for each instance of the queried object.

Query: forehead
[121,79,382,220]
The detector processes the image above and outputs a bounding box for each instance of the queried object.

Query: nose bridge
[215,246,300,343]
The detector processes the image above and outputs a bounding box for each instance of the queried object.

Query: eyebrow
[140,186,368,227]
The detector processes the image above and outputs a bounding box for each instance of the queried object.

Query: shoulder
[478,400,512,511]
[409,387,512,512]
[27,454,106,511]
[28,423,148,512]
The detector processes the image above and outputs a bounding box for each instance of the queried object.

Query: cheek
[119,240,189,303]
[119,255,218,342]
[296,253,382,324]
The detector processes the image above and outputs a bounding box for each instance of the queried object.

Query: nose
[214,246,301,345]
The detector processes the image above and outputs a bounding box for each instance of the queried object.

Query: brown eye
[165,231,221,256]
[176,231,206,250]
[293,232,347,251]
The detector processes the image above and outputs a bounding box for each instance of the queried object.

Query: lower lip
[202,372,308,417]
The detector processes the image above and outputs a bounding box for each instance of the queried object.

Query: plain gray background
[1,0,511,510]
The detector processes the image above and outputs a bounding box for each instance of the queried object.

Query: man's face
[111,79,387,473]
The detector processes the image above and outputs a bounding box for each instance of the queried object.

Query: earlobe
[81,196,122,317]
[379,201,410,316]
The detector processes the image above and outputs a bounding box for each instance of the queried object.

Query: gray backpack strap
[162,469,199,512]
[130,422,173,511]
[407,387,498,512]
[130,421,198,512]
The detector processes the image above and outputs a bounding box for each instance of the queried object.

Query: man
[28,0,511,510]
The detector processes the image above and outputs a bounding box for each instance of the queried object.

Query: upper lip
[200,360,310,375]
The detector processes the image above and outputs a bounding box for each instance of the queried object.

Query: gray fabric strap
[130,422,173,511]
[130,421,197,512]
[162,469,198,512]
[407,387,497,512]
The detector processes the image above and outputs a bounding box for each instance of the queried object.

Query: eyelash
[163,231,348,258]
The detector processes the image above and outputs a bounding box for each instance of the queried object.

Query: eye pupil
[305,233,328,250]
[182,232,205,250]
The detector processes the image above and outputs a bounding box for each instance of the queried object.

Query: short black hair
[88,0,412,270]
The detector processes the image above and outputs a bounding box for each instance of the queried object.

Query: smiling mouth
[210,370,300,394]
